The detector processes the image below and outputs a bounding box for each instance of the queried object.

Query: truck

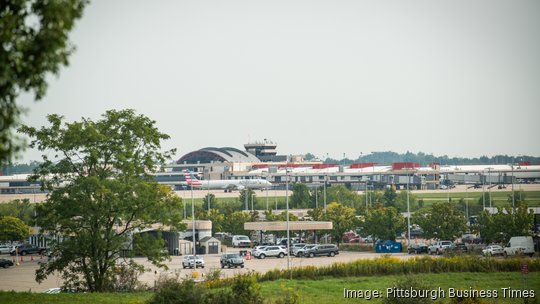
[428,241,454,255]
[231,235,251,248]
[503,236,535,257]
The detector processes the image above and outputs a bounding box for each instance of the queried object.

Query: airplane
[182,170,272,192]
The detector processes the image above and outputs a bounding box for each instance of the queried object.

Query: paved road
[0,250,418,292]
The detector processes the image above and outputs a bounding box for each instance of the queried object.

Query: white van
[503,236,535,257]
[232,235,251,248]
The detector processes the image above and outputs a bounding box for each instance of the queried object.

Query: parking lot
[0,250,416,292]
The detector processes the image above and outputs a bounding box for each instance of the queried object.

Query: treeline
[307,151,540,166]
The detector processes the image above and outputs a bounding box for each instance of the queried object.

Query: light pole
[406,169,411,247]
[323,174,327,213]
[482,171,486,209]
[487,167,493,208]
[285,167,291,278]
[190,183,196,256]
[251,193,255,212]
[511,163,515,213]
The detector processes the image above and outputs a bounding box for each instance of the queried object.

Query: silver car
[182,255,205,269]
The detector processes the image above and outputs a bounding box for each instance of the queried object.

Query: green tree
[476,203,534,243]
[0,199,35,225]
[199,208,224,235]
[395,190,418,213]
[322,202,358,245]
[202,193,217,211]
[239,189,257,210]
[382,187,398,208]
[0,0,87,164]
[325,185,363,210]
[20,110,184,292]
[290,183,311,208]
[363,205,405,242]
[223,211,252,235]
[413,203,466,241]
[0,215,30,242]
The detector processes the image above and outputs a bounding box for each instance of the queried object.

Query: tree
[0,199,35,225]
[395,190,418,213]
[200,208,224,235]
[325,185,363,210]
[363,205,405,242]
[223,211,253,236]
[0,0,88,164]
[0,215,30,242]
[239,189,257,210]
[413,203,466,241]
[19,110,184,292]
[476,203,534,243]
[202,193,217,211]
[322,202,358,245]
[290,183,311,208]
[382,187,397,208]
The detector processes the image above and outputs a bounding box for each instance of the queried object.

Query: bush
[274,283,300,304]
[147,276,205,304]
[339,243,375,252]
[382,276,433,304]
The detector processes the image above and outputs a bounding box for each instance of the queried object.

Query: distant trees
[363,205,405,242]
[413,203,467,241]
[0,216,30,242]
[476,203,534,243]
[290,183,311,209]
[0,199,35,225]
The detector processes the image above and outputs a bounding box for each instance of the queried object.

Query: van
[503,236,535,257]
[231,235,251,248]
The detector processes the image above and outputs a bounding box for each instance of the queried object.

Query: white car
[182,255,205,269]
[0,244,14,254]
[482,245,504,256]
[294,244,316,257]
[253,246,287,259]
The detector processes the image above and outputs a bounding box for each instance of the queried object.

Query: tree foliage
[239,189,258,210]
[290,183,311,209]
[413,203,466,241]
[0,215,30,242]
[323,202,358,245]
[0,199,35,225]
[363,205,405,242]
[476,203,534,243]
[19,109,184,292]
[0,0,87,164]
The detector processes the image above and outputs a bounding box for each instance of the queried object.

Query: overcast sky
[18,0,540,162]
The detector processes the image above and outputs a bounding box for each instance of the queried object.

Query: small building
[199,236,221,254]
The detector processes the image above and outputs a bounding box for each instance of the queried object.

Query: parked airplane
[182,170,272,192]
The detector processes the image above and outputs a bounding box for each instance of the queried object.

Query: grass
[414,190,540,207]
[259,272,540,303]
[1,272,537,303]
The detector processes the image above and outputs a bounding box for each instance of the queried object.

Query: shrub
[147,276,205,304]
[274,283,300,304]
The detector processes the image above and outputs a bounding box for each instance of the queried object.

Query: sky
[18,0,540,162]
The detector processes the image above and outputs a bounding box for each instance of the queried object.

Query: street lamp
[285,166,291,278]
[323,174,327,213]
[406,169,411,247]
[251,193,255,212]
[486,167,494,208]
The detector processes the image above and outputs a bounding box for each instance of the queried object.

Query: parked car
[428,241,453,255]
[304,244,339,258]
[220,253,245,268]
[407,243,429,254]
[0,244,14,254]
[289,243,307,254]
[452,243,468,252]
[503,236,535,257]
[252,246,268,257]
[232,235,251,248]
[253,245,287,259]
[0,258,14,268]
[482,245,504,256]
[10,243,46,256]
[294,244,316,257]
[182,255,205,269]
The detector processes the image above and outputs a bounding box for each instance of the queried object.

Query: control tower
[244,139,279,161]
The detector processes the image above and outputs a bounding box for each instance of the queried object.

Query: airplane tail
[183,170,202,187]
